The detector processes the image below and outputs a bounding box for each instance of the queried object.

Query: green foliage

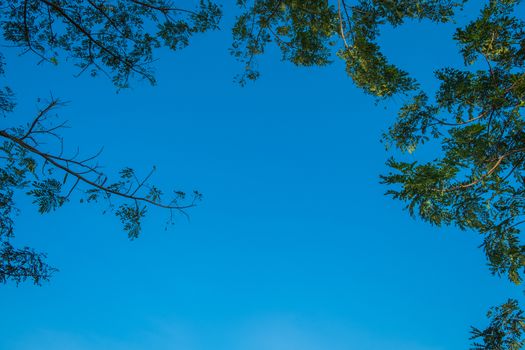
[116,204,147,240]
[0,97,201,284]
[232,0,462,95]
[382,0,525,285]
[0,1,214,285]
[1,0,222,88]
[0,242,56,285]
[471,299,525,350]
[371,1,525,343]
[230,0,525,344]
[28,179,66,214]
[0,130,57,284]
[232,0,338,84]
[1,1,524,346]
[455,0,524,68]
[0,54,15,116]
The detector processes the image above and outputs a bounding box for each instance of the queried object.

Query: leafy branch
[0,97,201,284]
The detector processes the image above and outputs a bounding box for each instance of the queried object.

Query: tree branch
[0,129,195,211]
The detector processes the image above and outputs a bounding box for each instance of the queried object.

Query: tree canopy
[1,0,524,348]
[232,1,524,347]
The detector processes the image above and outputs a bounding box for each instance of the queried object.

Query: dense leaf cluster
[382,0,525,285]
[232,0,338,84]
[376,1,525,346]
[232,0,461,95]
[234,0,524,346]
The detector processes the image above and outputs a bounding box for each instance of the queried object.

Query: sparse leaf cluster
[0,0,218,284]
[471,299,525,350]
[0,95,202,284]
[1,0,222,88]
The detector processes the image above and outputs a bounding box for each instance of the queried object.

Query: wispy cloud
[233,314,444,350]
[8,314,444,350]
[7,324,196,350]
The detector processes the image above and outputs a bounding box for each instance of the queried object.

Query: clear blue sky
[1,2,522,349]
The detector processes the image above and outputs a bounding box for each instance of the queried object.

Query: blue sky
[0,2,522,349]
